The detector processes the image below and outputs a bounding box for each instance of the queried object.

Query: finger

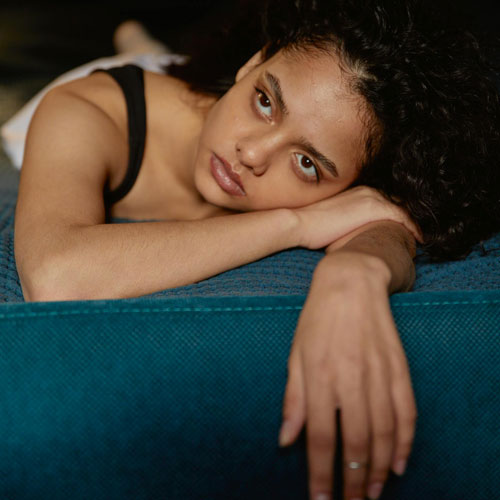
[340,375,370,500]
[279,353,307,447]
[390,357,418,476]
[377,303,418,477]
[305,367,336,500]
[366,356,395,500]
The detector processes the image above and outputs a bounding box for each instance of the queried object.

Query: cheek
[214,88,255,135]
[207,90,241,123]
[201,103,224,140]
[250,171,345,210]
[200,108,232,151]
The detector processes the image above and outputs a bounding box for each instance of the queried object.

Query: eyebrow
[298,137,340,178]
[264,71,340,178]
[265,71,289,116]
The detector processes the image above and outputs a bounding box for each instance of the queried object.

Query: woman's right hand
[293,186,422,250]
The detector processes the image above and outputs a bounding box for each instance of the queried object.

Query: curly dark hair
[170,0,500,260]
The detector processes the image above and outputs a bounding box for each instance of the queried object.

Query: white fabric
[1,52,186,169]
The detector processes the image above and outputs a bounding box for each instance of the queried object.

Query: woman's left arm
[279,220,418,500]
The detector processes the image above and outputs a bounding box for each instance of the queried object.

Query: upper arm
[15,82,125,286]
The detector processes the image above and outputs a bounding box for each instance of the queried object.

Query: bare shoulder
[53,69,205,139]
[25,71,133,183]
[17,69,191,222]
[50,71,131,142]
[17,73,133,228]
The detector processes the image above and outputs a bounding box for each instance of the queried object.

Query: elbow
[18,254,90,303]
[21,281,78,304]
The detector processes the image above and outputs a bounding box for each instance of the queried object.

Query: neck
[159,85,222,217]
[174,90,216,192]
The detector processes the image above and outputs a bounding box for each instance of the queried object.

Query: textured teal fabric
[0,163,23,302]
[0,293,499,499]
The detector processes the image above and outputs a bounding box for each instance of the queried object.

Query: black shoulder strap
[94,64,147,207]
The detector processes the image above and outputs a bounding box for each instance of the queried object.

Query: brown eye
[300,156,314,169]
[255,88,272,117]
[295,153,320,183]
[258,92,271,108]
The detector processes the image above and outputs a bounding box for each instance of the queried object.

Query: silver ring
[345,461,367,470]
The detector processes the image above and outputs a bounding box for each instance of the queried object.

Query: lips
[210,153,246,196]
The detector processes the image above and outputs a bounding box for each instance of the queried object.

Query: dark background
[1,0,498,80]
[0,0,225,80]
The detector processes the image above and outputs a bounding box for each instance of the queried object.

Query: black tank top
[92,64,147,211]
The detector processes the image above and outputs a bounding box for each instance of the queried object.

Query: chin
[195,167,242,210]
[196,179,231,209]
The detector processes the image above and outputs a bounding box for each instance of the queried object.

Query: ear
[235,50,265,82]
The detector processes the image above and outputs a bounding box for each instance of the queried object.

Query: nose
[235,133,277,176]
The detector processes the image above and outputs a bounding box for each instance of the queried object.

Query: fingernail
[393,459,407,476]
[278,421,292,447]
[367,482,384,499]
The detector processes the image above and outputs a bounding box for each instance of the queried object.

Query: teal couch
[1,157,499,500]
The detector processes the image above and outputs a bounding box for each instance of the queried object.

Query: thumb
[279,360,306,447]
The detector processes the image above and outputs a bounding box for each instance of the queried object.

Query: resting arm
[280,220,418,500]
[14,84,301,302]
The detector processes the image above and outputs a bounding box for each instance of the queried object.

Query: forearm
[320,220,416,294]
[283,221,418,500]
[17,209,298,301]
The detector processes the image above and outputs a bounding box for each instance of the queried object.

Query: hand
[294,186,422,250]
[278,252,417,500]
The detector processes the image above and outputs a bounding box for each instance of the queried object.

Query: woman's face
[193,47,371,211]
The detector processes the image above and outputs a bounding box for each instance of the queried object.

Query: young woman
[13,1,500,500]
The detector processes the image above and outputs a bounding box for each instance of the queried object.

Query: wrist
[314,250,393,292]
[277,207,302,248]
[324,221,416,293]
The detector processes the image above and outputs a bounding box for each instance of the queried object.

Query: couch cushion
[0,291,498,500]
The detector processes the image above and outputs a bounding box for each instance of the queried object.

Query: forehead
[258,48,369,173]
[279,48,354,101]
